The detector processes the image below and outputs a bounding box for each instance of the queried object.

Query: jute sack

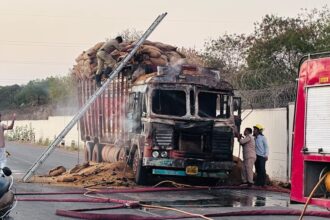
[140,45,162,58]
[154,42,177,51]
[150,55,168,66]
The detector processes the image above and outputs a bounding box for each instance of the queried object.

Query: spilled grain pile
[31,161,136,188]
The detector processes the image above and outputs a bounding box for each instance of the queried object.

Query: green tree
[202,34,251,83]
[244,7,330,89]
[0,85,21,109]
[47,76,76,104]
[202,7,330,90]
[15,80,49,106]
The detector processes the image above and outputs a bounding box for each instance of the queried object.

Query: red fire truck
[291,52,330,208]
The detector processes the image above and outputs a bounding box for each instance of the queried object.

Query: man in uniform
[238,127,256,186]
[95,36,123,87]
[0,113,15,168]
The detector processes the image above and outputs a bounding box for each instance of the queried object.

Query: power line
[0,10,251,24]
[0,60,73,65]
[0,40,91,45]
[0,40,94,48]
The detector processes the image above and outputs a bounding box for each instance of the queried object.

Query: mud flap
[92,144,105,163]
[133,151,148,185]
[84,141,95,162]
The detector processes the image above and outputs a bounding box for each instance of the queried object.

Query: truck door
[127,92,143,133]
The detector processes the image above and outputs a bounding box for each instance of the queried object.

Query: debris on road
[31,161,136,188]
[48,166,66,177]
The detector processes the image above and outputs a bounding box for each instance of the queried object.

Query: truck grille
[212,129,232,161]
[154,129,173,147]
[172,150,212,159]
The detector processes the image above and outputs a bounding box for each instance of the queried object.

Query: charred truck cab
[127,65,241,184]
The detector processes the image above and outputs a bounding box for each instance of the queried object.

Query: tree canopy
[203,7,330,90]
[0,76,76,110]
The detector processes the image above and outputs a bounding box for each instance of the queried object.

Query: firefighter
[253,124,269,187]
[238,127,256,186]
[95,36,123,87]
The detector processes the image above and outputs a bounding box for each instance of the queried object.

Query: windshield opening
[198,92,231,118]
[152,89,186,116]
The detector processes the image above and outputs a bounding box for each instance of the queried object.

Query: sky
[0,0,328,86]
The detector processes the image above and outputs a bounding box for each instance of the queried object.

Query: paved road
[7,141,83,179]
[3,142,329,220]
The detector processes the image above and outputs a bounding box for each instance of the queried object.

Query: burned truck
[78,64,241,184]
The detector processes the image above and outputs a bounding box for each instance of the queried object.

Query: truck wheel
[132,150,148,185]
[92,143,105,163]
[84,141,95,162]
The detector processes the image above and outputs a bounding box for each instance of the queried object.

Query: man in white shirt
[0,113,15,168]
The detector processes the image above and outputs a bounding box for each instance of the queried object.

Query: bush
[5,124,35,142]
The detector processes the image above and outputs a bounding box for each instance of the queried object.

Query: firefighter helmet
[254,124,264,131]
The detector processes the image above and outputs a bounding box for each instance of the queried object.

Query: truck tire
[84,141,95,162]
[132,150,148,185]
[92,143,105,163]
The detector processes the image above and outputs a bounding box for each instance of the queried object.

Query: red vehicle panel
[291,54,330,208]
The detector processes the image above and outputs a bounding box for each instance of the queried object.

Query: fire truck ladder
[22,12,168,182]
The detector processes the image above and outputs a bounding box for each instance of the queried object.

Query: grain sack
[142,40,155,46]
[82,52,90,60]
[86,48,97,57]
[165,51,185,59]
[72,40,184,79]
[119,42,130,48]
[140,45,162,58]
[86,42,104,58]
[150,56,167,66]
[75,54,84,63]
[57,176,76,182]
[93,42,105,51]
[143,60,153,65]
[154,42,177,51]
[49,166,66,177]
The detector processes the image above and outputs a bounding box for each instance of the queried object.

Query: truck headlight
[152,151,159,158]
[160,151,168,158]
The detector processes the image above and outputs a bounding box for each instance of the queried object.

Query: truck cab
[126,65,241,184]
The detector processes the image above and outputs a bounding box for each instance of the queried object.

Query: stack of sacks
[72,40,186,80]
[72,42,103,80]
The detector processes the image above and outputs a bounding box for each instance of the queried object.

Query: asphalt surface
[7,141,82,179]
[3,142,330,219]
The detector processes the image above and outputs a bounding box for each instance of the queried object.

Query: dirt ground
[30,161,136,188]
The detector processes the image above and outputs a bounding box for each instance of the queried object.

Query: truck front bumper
[143,157,234,178]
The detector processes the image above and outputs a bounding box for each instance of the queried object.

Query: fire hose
[15,184,291,196]
[15,184,330,220]
[299,171,330,220]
